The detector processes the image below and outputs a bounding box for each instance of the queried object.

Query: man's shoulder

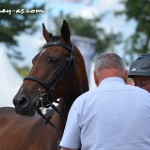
[74,88,98,104]
[125,85,150,96]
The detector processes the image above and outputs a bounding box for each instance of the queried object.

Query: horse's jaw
[15,108,36,117]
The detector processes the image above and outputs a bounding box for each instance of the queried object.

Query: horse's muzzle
[13,95,36,116]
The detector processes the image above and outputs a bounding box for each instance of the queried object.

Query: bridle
[23,41,75,146]
[23,41,75,108]
[22,40,78,150]
[24,42,74,149]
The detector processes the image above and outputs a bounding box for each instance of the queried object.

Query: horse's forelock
[52,36,61,42]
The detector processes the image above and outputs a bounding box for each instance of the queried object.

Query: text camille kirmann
[0,9,45,15]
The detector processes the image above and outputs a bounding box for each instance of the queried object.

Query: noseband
[24,41,74,108]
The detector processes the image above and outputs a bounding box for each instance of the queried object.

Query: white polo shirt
[60,77,150,150]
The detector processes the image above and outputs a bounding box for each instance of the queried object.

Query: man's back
[60,53,150,150]
[65,77,150,150]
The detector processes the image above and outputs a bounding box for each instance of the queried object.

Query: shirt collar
[99,77,125,87]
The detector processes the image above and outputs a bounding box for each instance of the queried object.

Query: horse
[0,20,89,150]
[0,107,57,149]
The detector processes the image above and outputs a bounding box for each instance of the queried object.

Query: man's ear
[124,70,128,83]
[93,71,99,87]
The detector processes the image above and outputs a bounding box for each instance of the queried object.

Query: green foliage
[0,0,44,59]
[15,66,30,77]
[53,12,122,54]
[115,0,150,62]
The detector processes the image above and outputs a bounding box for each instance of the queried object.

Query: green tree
[53,12,122,54]
[0,0,44,59]
[115,0,150,64]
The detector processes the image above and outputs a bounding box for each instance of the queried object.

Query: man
[128,53,150,92]
[60,53,150,150]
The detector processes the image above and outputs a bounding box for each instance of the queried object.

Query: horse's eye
[49,57,60,64]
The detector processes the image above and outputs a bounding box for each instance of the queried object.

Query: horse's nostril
[18,97,28,107]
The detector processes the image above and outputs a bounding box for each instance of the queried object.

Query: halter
[24,41,75,108]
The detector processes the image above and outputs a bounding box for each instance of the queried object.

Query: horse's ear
[61,20,70,42]
[42,23,53,42]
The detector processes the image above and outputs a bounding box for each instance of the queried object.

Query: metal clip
[38,89,44,109]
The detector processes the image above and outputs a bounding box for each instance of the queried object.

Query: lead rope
[36,108,62,137]
[36,107,63,150]
[37,90,62,149]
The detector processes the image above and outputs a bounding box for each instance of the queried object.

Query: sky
[0,0,138,104]
[11,0,137,67]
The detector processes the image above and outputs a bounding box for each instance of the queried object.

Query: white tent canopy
[0,48,22,107]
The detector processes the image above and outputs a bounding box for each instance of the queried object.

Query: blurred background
[0,0,150,106]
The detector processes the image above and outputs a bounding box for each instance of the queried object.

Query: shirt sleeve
[59,101,81,149]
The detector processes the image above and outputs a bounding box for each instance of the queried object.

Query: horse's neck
[57,97,73,130]
[42,97,72,134]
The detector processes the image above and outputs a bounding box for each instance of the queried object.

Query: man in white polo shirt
[60,53,150,150]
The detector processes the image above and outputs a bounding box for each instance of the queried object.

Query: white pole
[45,0,50,30]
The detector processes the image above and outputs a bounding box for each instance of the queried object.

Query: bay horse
[0,20,89,150]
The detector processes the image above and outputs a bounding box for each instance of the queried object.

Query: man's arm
[60,147,78,150]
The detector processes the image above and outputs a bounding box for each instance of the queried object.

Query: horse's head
[13,20,89,116]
